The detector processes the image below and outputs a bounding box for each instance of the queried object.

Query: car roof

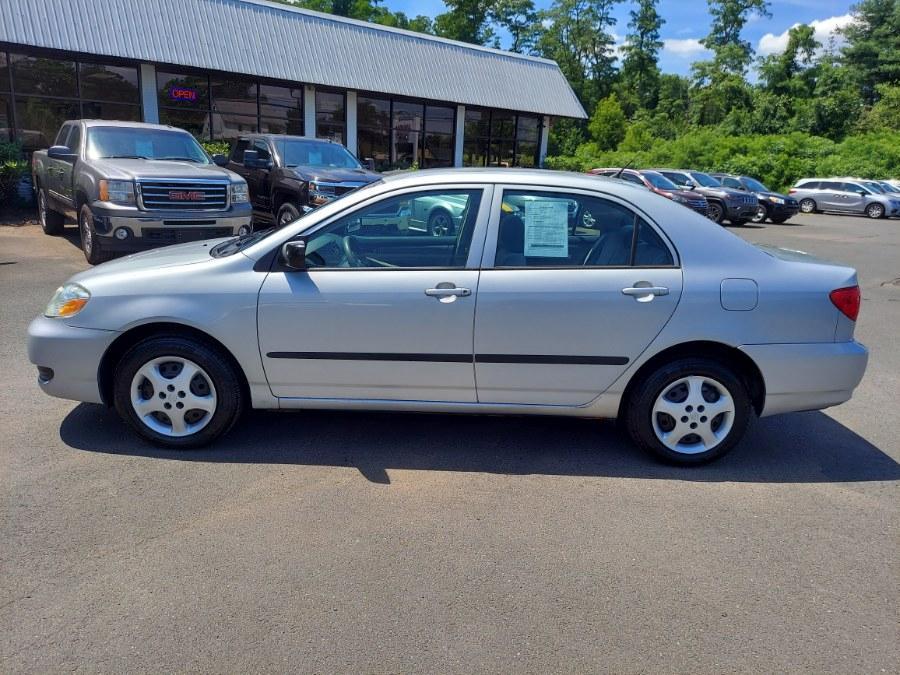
[75,119,187,132]
[241,133,339,143]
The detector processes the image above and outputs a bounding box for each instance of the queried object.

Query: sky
[388,0,857,75]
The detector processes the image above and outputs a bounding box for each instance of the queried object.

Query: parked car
[32,120,252,264]
[789,178,900,219]
[227,134,380,228]
[711,173,799,224]
[652,169,759,225]
[872,180,900,196]
[588,168,709,217]
[28,169,868,465]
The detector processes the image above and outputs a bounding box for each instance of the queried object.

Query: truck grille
[687,198,708,215]
[138,180,229,211]
[741,194,757,205]
[142,227,233,245]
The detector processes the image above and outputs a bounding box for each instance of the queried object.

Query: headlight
[44,283,90,318]
[309,181,335,205]
[230,182,249,204]
[671,194,688,203]
[98,180,135,205]
[768,196,785,204]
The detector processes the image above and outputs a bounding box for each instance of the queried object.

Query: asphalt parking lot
[1,212,898,672]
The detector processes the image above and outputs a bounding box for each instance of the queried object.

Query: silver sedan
[28,169,868,464]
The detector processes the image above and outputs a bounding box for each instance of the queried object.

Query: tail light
[830,286,861,321]
[788,189,797,194]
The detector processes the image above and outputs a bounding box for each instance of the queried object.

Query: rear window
[797,180,820,189]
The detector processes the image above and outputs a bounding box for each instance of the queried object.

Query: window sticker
[523,199,569,258]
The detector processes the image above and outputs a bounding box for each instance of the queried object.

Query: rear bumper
[740,341,868,417]
[27,315,117,404]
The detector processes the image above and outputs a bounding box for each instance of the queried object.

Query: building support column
[454,105,466,167]
[345,90,357,154]
[304,85,316,138]
[539,115,550,168]
[140,63,159,124]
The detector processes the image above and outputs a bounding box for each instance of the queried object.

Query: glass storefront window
[1,53,9,92]
[159,108,210,139]
[0,94,11,142]
[358,95,391,171]
[15,97,80,151]
[463,108,541,168]
[10,54,77,98]
[80,63,139,103]
[81,101,141,122]
[515,115,540,168]
[157,70,209,109]
[423,105,454,168]
[260,83,303,136]
[392,101,423,169]
[316,90,345,143]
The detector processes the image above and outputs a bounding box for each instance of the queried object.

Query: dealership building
[0,0,586,170]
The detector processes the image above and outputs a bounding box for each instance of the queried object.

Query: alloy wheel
[80,210,93,255]
[651,375,736,455]
[751,205,767,223]
[867,203,884,219]
[130,356,218,437]
[39,191,47,229]
[429,211,453,237]
[799,199,816,214]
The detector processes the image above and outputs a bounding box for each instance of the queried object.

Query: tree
[695,0,771,80]
[758,24,819,97]
[589,94,627,150]
[840,0,900,105]
[490,0,540,53]
[433,0,495,45]
[620,0,665,110]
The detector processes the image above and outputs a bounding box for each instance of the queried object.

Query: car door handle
[622,285,669,299]
[425,286,471,298]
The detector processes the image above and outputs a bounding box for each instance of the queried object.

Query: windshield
[277,140,361,169]
[87,127,209,163]
[877,181,897,193]
[641,171,679,190]
[742,177,769,192]
[690,172,722,187]
[864,181,885,193]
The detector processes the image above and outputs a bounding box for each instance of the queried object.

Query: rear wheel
[706,201,725,224]
[113,336,244,449]
[79,204,111,265]
[427,208,455,237]
[38,188,65,235]
[624,357,753,465]
[751,204,768,224]
[276,201,301,228]
[865,202,885,219]
[799,198,817,214]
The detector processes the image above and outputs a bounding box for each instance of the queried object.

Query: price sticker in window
[523,199,569,258]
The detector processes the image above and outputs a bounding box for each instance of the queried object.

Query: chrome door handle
[425,287,471,298]
[622,285,669,298]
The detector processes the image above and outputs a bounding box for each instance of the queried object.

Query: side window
[65,125,81,153]
[799,181,820,190]
[844,182,868,195]
[304,189,482,269]
[621,173,644,185]
[231,139,249,163]
[722,177,741,189]
[821,181,843,191]
[54,123,70,147]
[253,140,272,162]
[494,190,673,268]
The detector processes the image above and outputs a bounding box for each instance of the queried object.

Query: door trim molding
[267,351,629,366]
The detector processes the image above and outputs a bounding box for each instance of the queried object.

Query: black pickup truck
[227,134,380,227]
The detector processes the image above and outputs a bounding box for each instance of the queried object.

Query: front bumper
[724,201,759,222]
[28,315,118,404]
[740,341,868,417]
[90,202,252,251]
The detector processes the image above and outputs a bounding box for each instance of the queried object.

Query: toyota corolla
[28,169,868,464]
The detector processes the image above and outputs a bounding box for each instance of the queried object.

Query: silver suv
[789,178,900,219]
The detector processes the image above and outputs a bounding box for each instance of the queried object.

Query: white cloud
[757,14,855,56]
[662,38,710,57]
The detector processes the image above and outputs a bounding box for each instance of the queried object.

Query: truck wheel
[276,202,301,228]
[706,201,725,224]
[79,204,112,265]
[38,188,65,235]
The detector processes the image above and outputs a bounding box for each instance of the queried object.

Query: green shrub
[0,142,28,209]
[200,140,231,157]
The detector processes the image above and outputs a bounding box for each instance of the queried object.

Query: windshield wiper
[102,155,148,159]
[158,156,204,163]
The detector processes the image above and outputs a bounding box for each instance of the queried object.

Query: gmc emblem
[168,190,204,201]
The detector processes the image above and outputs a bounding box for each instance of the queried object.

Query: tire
[706,201,725,224]
[38,187,65,235]
[427,208,455,237]
[113,335,244,449]
[78,204,112,265]
[770,216,790,224]
[751,204,768,224]
[731,219,748,227]
[624,357,753,465]
[799,198,816,214]
[865,202,885,219]
[276,202,301,228]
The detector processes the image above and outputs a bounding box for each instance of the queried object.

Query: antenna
[614,157,636,179]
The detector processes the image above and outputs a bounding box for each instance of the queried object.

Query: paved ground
[1,213,897,672]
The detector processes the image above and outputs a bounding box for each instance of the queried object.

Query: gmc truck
[32,120,252,264]
[227,134,380,228]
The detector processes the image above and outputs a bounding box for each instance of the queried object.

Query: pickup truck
[226,134,380,228]
[32,120,252,264]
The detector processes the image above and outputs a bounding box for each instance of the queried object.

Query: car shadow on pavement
[60,404,900,484]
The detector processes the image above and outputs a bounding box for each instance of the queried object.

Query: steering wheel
[342,235,362,267]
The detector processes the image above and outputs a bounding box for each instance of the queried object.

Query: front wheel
[113,336,245,449]
[276,202,302,228]
[624,358,753,465]
[706,201,725,224]
[770,216,790,224]
[427,208,456,236]
[79,204,111,265]
[865,203,885,219]
[38,188,65,235]
[751,204,768,224]
[799,198,816,214]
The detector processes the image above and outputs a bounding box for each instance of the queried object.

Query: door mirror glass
[282,240,306,270]
[242,149,260,168]
[47,145,77,162]
[212,153,228,167]
[363,157,376,171]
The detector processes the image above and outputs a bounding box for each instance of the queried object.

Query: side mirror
[212,153,228,167]
[281,240,306,270]
[363,157,376,171]
[242,149,259,167]
[48,145,77,162]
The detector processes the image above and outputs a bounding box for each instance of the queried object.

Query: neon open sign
[168,86,199,102]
